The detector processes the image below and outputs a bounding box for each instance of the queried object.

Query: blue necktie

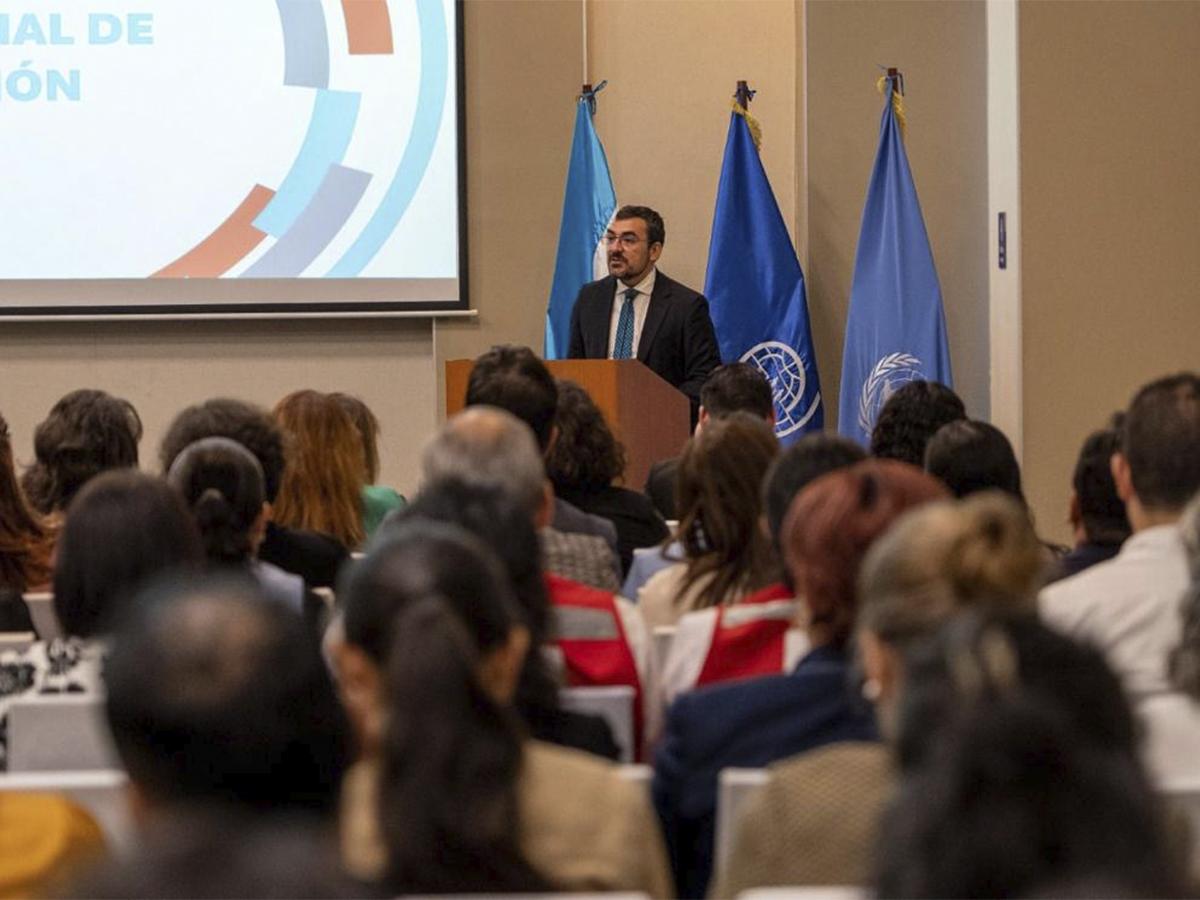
[613,287,638,359]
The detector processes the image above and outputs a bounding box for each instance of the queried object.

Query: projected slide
[0,0,461,310]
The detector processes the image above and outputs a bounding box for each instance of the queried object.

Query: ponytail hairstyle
[167,437,266,567]
[339,523,551,894]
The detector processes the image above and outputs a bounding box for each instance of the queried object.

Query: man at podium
[567,205,720,407]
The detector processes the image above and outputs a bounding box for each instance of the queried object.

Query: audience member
[273,390,365,551]
[644,362,774,520]
[547,380,668,575]
[418,410,654,752]
[165,437,324,629]
[21,388,141,517]
[874,613,1184,898]
[330,392,406,540]
[0,411,51,630]
[659,432,865,705]
[333,524,673,896]
[869,379,965,464]
[160,398,349,587]
[1047,417,1132,583]
[423,404,619,591]
[715,492,1044,895]
[105,575,350,821]
[1041,372,1200,695]
[638,413,780,630]
[653,460,946,897]
[0,470,202,768]
[465,344,620,562]
[924,418,1023,500]
[386,478,622,760]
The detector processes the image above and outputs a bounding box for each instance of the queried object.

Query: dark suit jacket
[644,456,680,521]
[567,272,721,405]
[556,485,670,577]
[259,522,349,589]
[651,645,879,898]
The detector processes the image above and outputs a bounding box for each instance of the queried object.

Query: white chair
[0,631,36,653]
[653,626,676,669]
[1160,778,1200,871]
[559,685,636,763]
[7,694,120,772]
[312,586,336,609]
[0,769,133,856]
[22,592,62,641]
[619,763,652,788]
[715,767,770,878]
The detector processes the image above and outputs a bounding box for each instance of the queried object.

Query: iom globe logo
[858,352,925,437]
[741,341,822,438]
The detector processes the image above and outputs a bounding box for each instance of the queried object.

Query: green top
[362,484,406,539]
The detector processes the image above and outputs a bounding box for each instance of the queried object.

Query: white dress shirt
[607,267,656,358]
[1039,524,1188,696]
[1137,691,1200,785]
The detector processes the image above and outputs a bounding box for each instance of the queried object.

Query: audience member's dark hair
[465,345,559,452]
[614,204,665,246]
[869,380,965,466]
[546,380,626,493]
[22,389,142,514]
[1170,494,1200,699]
[159,398,287,503]
[340,525,550,893]
[167,437,265,566]
[1120,372,1200,512]
[1072,420,1131,545]
[924,419,1024,501]
[699,363,773,420]
[876,613,1182,898]
[0,411,54,594]
[104,574,350,817]
[53,470,202,638]
[330,392,382,484]
[763,432,867,546]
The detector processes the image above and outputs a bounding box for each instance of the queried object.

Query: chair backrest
[619,763,652,789]
[312,587,336,609]
[653,626,676,669]
[736,889,863,900]
[7,694,120,772]
[1160,778,1200,874]
[716,767,770,877]
[559,685,636,763]
[0,769,134,856]
[0,631,36,653]
[22,592,62,642]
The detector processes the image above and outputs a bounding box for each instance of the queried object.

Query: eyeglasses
[603,232,645,248]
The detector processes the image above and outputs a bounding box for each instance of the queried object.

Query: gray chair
[7,694,120,772]
[22,592,62,641]
[0,631,36,653]
[1160,778,1200,877]
[715,767,770,879]
[0,769,133,856]
[559,684,636,763]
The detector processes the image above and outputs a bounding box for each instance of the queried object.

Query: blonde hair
[858,491,1044,643]
[272,390,365,549]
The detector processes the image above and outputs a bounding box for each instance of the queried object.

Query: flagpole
[581,0,588,85]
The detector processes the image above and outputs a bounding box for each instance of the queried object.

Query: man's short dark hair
[699,363,773,420]
[614,205,665,247]
[870,380,966,466]
[1121,372,1200,512]
[160,398,287,503]
[1073,419,1131,544]
[924,419,1023,502]
[465,345,558,453]
[105,574,350,816]
[763,433,867,548]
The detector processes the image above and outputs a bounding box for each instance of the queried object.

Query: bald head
[421,407,546,517]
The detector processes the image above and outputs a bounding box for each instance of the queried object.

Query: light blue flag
[705,106,823,444]
[544,87,617,359]
[838,75,953,446]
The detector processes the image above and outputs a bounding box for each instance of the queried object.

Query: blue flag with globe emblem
[704,103,823,444]
[838,74,952,446]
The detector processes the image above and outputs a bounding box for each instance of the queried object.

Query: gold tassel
[875,75,907,139]
[731,100,763,152]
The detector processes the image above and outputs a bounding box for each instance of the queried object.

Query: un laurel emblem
[740,341,822,438]
[857,352,925,437]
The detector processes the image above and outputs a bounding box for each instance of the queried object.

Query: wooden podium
[444,358,690,490]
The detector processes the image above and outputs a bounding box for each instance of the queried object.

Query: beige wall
[806,0,990,431]
[1019,0,1200,540]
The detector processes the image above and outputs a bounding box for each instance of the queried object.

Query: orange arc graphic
[342,0,394,55]
[153,186,275,278]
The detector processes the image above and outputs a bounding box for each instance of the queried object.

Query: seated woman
[0,412,52,630]
[21,389,142,519]
[330,392,406,540]
[272,390,364,552]
[638,413,779,631]
[546,380,668,576]
[165,436,323,628]
[713,491,1045,895]
[0,470,202,768]
[332,523,673,897]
